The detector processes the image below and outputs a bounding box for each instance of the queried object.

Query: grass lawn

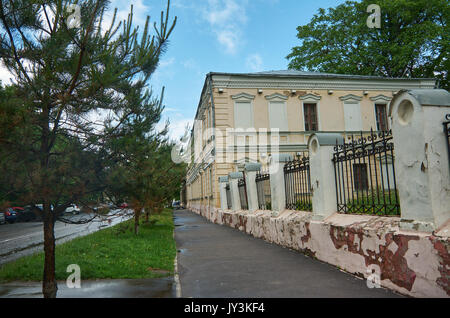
[0,209,176,282]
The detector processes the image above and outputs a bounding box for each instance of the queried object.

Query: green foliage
[0,209,176,281]
[346,189,400,216]
[287,0,449,89]
[294,199,312,212]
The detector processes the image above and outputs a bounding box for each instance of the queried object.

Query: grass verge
[0,209,176,282]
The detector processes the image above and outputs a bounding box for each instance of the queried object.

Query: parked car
[4,208,17,223]
[65,204,81,215]
[0,211,5,224]
[15,206,37,222]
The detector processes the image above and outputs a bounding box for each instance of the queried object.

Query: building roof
[209,70,435,81]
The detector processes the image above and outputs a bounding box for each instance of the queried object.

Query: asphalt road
[0,209,133,265]
[174,209,402,298]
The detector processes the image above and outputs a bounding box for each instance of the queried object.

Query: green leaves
[287,0,449,89]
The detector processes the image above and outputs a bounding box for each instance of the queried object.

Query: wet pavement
[0,210,133,265]
[174,209,402,298]
[0,278,175,298]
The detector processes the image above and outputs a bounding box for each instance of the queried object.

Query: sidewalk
[174,209,402,298]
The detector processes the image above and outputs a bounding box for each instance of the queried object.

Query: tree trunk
[42,209,57,298]
[134,209,140,235]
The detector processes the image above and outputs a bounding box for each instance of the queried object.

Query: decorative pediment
[299,93,322,102]
[231,92,255,101]
[370,94,392,102]
[265,93,288,101]
[339,94,363,102]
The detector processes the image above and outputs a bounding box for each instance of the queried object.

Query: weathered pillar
[308,133,344,221]
[389,89,450,232]
[218,176,229,210]
[229,172,243,212]
[244,163,262,212]
[269,154,292,216]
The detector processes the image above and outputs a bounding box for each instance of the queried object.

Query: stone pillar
[389,89,450,232]
[269,154,292,216]
[229,172,243,212]
[244,163,262,212]
[308,133,344,221]
[218,176,229,210]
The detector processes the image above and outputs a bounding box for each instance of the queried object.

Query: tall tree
[104,88,186,235]
[0,0,176,297]
[287,0,449,89]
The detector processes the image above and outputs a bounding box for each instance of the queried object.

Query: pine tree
[0,0,176,298]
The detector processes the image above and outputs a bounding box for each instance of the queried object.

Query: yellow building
[185,70,436,210]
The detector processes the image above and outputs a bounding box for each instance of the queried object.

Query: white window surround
[371,95,392,131]
[299,94,322,132]
[340,94,363,132]
[232,92,255,129]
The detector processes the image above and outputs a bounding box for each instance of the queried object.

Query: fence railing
[225,184,232,210]
[238,177,248,210]
[256,171,271,210]
[444,114,450,171]
[332,129,399,216]
[284,155,312,211]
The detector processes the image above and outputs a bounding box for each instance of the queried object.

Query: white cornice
[299,93,322,101]
[370,94,392,102]
[265,93,288,101]
[231,92,255,101]
[212,75,435,91]
[340,94,363,102]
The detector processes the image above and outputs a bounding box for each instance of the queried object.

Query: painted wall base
[186,203,449,298]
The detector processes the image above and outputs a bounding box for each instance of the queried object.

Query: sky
[0,0,346,140]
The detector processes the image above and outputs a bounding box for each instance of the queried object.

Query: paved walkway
[174,209,401,298]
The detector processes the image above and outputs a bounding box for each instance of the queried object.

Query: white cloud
[246,54,264,72]
[201,0,248,55]
[157,115,192,142]
[0,62,13,85]
[101,0,150,34]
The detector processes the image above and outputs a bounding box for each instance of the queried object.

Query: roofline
[208,71,436,81]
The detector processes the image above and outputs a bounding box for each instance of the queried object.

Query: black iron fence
[332,130,399,216]
[225,184,232,209]
[284,155,312,211]
[256,171,271,210]
[238,176,248,210]
[444,114,450,171]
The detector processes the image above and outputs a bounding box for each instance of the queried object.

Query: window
[375,104,388,131]
[234,101,253,129]
[353,164,368,191]
[303,103,318,131]
[269,101,288,131]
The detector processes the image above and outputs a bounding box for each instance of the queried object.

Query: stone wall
[187,203,449,298]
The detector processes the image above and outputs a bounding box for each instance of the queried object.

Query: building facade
[185,70,436,210]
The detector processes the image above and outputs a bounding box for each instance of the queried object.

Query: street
[0,210,133,265]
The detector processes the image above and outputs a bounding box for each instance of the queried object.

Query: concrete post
[229,172,243,212]
[308,133,344,221]
[269,154,292,216]
[244,163,262,212]
[218,176,229,210]
[389,89,450,232]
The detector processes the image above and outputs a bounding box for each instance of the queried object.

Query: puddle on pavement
[0,277,176,298]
